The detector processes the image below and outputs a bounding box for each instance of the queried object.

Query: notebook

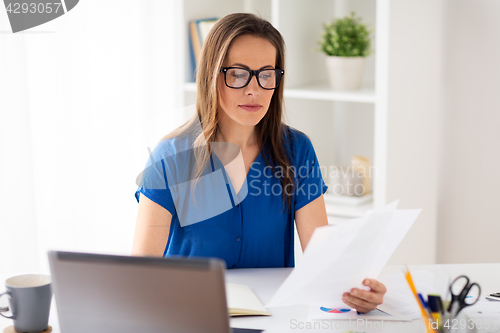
[226,283,271,316]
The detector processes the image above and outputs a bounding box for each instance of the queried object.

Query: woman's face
[218,34,277,129]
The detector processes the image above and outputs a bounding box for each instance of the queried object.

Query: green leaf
[317,11,373,57]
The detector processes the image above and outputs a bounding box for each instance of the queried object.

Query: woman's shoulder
[282,125,314,152]
[150,133,196,162]
[159,134,192,149]
[154,117,202,157]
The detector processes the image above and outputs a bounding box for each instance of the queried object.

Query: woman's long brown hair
[164,13,294,210]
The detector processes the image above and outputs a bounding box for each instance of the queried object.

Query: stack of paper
[460,299,500,333]
[266,202,421,310]
[376,270,436,319]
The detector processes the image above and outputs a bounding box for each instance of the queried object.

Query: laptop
[47,251,264,333]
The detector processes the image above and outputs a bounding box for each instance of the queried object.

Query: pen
[419,293,433,319]
[428,295,443,328]
[428,295,443,314]
[419,293,429,310]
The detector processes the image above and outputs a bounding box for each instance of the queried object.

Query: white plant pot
[325,56,366,90]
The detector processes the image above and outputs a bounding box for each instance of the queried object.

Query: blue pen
[418,293,428,309]
[418,293,432,319]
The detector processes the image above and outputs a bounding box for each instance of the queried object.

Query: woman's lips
[239,104,262,112]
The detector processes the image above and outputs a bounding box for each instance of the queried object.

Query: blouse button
[232,264,236,268]
[236,237,241,242]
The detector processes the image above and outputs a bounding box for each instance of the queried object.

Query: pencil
[404,266,434,324]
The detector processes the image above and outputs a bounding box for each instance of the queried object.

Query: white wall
[385,0,444,265]
[0,36,39,273]
[0,0,181,276]
[437,0,500,263]
[298,0,500,265]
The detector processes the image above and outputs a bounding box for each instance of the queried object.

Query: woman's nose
[244,75,260,95]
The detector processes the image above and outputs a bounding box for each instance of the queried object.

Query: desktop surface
[1,263,499,333]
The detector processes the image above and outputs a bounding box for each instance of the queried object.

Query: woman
[132,13,385,313]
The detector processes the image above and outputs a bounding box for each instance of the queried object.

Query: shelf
[324,193,373,206]
[284,83,376,104]
[184,82,376,103]
[325,201,373,218]
[324,193,373,218]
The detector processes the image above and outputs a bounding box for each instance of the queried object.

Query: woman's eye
[232,74,246,79]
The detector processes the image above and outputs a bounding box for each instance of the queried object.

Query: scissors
[447,275,481,318]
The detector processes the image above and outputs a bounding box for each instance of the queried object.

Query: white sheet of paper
[368,209,422,276]
[376,270,435,319]
[463,298,500,314]
[459,300,500,333]
[265,205,421,309]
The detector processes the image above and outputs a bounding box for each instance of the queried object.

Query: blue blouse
[134,126,327,269]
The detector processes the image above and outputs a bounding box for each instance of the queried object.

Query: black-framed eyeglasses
[220,67,284,90]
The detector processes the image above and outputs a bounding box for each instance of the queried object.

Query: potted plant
[318,12,373,90]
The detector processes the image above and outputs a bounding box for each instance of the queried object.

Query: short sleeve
[292,133,328,211]
[134,141,176,216]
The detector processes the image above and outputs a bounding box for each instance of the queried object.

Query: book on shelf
[188,17,218,82]
[226,283,271,316]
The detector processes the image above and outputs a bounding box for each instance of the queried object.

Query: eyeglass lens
[225,68,278,89]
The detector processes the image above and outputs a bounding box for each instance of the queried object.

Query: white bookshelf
[284,84,376,104]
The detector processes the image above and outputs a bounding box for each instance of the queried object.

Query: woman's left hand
[342,278,387,314]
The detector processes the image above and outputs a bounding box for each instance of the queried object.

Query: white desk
[1,263,499,333]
